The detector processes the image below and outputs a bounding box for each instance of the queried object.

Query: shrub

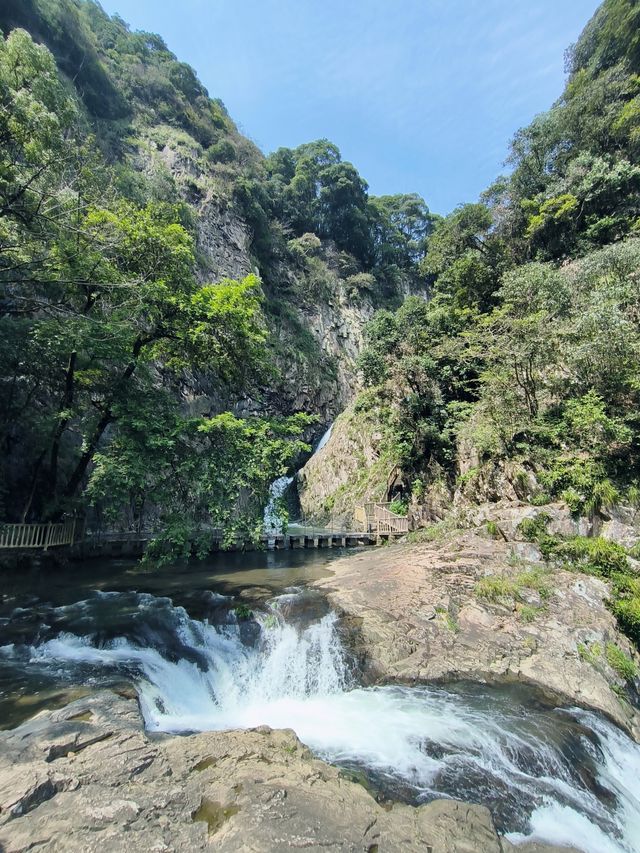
[530,492,552,506]
[389,498,408,516]
[518,513,550,542]
[411,478,425,502]
[519,604,541,623]
[578,641,602,665]
[476,568,552,606]
[206,139,236,164]
[476,576,516,602]
[553,537,628,577]
[561,487,584,514]
[345,272,376,298]
[486,520,501,538]
[586,479,621,515]
[605,642,638,681]
[288,232,322,260]
[611,597,640,646]
[627,484,640,509]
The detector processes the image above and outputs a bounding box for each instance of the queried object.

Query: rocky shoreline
[316,528,640,741]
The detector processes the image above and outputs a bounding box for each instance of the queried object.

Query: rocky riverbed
[0,690,580,853]
[1,525,639,852]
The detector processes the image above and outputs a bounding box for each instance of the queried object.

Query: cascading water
[13,589,640,853]
[262,423,334,534]
[314,422,334,453]
[263,476,294,534]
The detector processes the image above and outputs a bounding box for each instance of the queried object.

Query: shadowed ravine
[1,585,639,853]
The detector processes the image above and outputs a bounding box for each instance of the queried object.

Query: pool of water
[1,551,639,852]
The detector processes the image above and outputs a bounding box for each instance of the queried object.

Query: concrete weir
[275,532,375,550]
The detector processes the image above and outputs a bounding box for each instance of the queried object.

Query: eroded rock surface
[0,691,577,852]
[316,532,640,740]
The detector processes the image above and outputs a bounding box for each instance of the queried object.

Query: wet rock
[0,692,574,852]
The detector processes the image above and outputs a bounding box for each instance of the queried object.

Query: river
[1,549,639,852]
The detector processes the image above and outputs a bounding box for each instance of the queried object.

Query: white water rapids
[18,591,640,852]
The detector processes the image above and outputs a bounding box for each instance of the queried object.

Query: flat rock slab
[0,691,578,852]
[315,531,640,739]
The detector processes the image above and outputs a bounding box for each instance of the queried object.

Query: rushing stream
[1,554,639,852]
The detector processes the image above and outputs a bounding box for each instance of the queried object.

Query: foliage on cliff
[0,0,435,546]
[0,17,315,548]
[340,0,640,520]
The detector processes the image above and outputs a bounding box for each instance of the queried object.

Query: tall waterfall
[25,589,640,853]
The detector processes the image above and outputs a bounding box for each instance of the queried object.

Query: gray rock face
[315,532,640,741]
[134,128,403,427]
[297,400,388,525]
[0,692,575,852]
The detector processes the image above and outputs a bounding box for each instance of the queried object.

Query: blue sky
[100,0,601,214]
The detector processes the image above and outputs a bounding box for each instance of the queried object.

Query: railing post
[43,521,53,551]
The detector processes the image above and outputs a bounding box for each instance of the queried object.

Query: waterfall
[24,590,640,853]
[314,422,334,453]
[263,475,293,534]
[262,423,333,534]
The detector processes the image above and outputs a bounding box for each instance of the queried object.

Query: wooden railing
[0,519,76,551]
[373,504,409,534]
[354,503,409,535]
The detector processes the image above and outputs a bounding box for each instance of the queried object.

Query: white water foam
[30,597,640,853]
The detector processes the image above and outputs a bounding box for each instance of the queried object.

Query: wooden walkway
[74,529,377,557]
[0,505,409,558]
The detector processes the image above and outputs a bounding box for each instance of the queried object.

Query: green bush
[206,139,236,164]
[476,576,516,602]
[611,597,640,646]
[530,492,552,506]
[578,641,602,664]
[389,498,408,516]
[605,642,638,681]
[234,604,254,621]
[519,604,541,623]
[561,487,584,514]
[475,569,551,605]
[486,520,501,538]
[552,537,629,577]
[517,513,550,542]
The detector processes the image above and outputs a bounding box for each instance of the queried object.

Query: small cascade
[22,589,640,853]
[262,423,334,538]
[263,475,294,536]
